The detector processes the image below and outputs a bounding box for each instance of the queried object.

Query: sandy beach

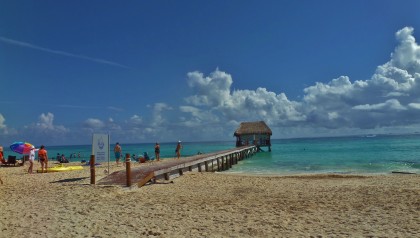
[1,161,419,237]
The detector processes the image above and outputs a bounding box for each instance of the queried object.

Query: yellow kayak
[37,165,84,173]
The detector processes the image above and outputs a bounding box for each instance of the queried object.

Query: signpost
[92,134,110,182]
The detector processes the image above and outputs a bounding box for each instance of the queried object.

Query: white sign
[92,134,109,163]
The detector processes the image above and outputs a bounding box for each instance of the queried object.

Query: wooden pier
[97,146,257,187]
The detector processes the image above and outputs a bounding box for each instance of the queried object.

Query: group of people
[113,141,183,165]
[28,145,48,173]
[0,145,48,175]
[56,153,69,163]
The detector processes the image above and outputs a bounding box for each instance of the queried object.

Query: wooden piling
[125,153,131,187]
[205,161,209,172]
[90,155,95,185]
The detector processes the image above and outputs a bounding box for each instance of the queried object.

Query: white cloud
[13,113,70,145]
[390,27,420,74]
[37,112,54,129]
[32,112,68,133]
[179,27,420,135]
[0,113,6,129]
[6,27,420,144]
[408,103,420,110]
[151,103,172,127]
[0,113,13,136]
[129,115,143,125]
[185,69,233,107]
[84,118,105,129]
[352,99,406,111]
[185,70,306,125]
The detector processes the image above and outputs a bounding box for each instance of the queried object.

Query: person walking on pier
[175,141,182,159]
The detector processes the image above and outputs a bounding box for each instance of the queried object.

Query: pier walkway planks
[97,146,257,187]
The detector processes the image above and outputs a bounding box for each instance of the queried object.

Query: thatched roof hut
[234,121,272,151]
[234,121,272,136]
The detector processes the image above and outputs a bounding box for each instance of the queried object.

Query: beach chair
[3,155,17,166]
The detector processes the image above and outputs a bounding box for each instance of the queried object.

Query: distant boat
[365,134,377,138]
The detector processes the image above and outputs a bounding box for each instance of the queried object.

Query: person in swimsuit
[175,141,182,159]
[154,142,160,161]
[114,142,122,165]
[38,145,48,173]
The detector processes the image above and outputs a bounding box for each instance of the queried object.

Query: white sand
[1,162,419,237]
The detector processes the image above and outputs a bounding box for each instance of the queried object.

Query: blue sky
[1,0,420,146]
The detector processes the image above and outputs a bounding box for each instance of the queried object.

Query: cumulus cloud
[186,70,233,107]
[32,112,68,133]
[14,113,70,144]
[129,115,143,125]
[9,26,419,144]
[151,103,172,127]
[181,27,420,135]
[185,69,305,124]
[300,27,420,129]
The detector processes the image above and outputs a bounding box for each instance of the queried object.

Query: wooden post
[125,153,131,187]
[222,156,226,171]
[217,157,221,171]
[90,155,95,184]
[205,161,209,172]
[198,163,202,172]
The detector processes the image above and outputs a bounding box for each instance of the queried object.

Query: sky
[1,0,420,146]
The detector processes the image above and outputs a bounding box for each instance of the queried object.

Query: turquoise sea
[3,134,420,175]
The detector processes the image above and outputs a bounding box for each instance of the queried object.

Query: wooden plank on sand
[138,172,155,187]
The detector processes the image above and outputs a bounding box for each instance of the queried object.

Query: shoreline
[1,162,419,237]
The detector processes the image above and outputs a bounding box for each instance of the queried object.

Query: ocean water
[227,134,420,175]
[3,134,420,175]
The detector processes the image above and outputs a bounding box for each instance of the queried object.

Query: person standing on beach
[154,142,160,161]
[114,142,122,165]
[175,141,182,159]
[28,146,39,174]
[38,145,48,173]
[0,146,5,164]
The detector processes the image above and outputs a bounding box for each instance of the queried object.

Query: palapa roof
[234,121,272,136]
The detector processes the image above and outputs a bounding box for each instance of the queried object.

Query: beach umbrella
[10,142,34,155]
